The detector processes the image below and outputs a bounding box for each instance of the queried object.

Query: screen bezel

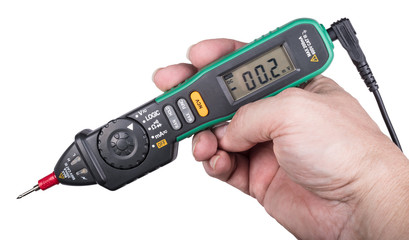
[217,42,300,105]
[221,44,296,101]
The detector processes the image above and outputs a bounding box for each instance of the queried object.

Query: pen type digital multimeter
[17,18,401,198]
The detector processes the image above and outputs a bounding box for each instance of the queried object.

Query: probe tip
[17,185,40,199]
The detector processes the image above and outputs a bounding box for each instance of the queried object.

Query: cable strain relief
[326,27,338,41]
[357,62,379,92]
[38,172,59,190]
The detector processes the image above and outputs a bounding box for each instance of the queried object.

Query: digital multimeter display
[223,45,295,101]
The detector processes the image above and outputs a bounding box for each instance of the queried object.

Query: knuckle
[277,87,307,106]
[306,76,343,94]
[279,87,305,98]
[275,88,311,119]
[231,104,251,128]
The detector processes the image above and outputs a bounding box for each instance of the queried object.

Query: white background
[1,1,408,239]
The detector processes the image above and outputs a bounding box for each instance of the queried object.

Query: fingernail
[214,124,227,139]
[152,68,162,83]
[210,155,219,170]
[192,136,200,155]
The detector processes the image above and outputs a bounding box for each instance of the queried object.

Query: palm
[235,141,350,239]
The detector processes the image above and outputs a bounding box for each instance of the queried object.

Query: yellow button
[156,139,167,149]
[190,91,208,117]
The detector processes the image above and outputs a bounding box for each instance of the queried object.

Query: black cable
[327,18,402,151]
[373,90,401,149]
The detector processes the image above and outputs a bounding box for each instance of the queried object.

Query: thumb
[214,87,307,152]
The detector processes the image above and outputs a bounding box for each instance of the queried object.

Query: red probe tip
[17,172,59,199]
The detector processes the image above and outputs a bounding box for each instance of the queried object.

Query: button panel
[177,98,195,123]
[190,91,209,117]
[164,105,182,130]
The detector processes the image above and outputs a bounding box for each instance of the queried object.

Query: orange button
[190,91,208,117]
[156,139,168,149]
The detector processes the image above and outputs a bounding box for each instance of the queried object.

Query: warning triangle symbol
[59,172,65,179]
[127,123,133,130]
[310,54,319,62]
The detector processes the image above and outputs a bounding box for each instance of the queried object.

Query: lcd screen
[223,45,295,101]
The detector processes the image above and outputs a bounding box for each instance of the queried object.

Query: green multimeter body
[54,18,334,190]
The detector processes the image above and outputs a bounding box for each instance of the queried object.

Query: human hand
[153,39,409,240]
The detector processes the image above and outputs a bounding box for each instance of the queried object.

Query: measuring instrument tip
[17,185,40,199]
[17,172,59,200]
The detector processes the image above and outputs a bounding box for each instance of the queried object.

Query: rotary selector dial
[98,118,149,169]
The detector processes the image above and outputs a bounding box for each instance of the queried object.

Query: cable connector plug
[327,18,378,92]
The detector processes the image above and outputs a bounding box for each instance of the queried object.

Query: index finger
[188,38,246,69]
[153,39,246,92]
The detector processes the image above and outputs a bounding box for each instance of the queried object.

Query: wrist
[343,143,409,239]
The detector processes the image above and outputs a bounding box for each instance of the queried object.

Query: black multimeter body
[53,19,334,190]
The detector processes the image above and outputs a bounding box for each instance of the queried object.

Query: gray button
[164,105,176,118]
[164,105,182,130]
[177,98,195,123]
[169,118,181,130]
